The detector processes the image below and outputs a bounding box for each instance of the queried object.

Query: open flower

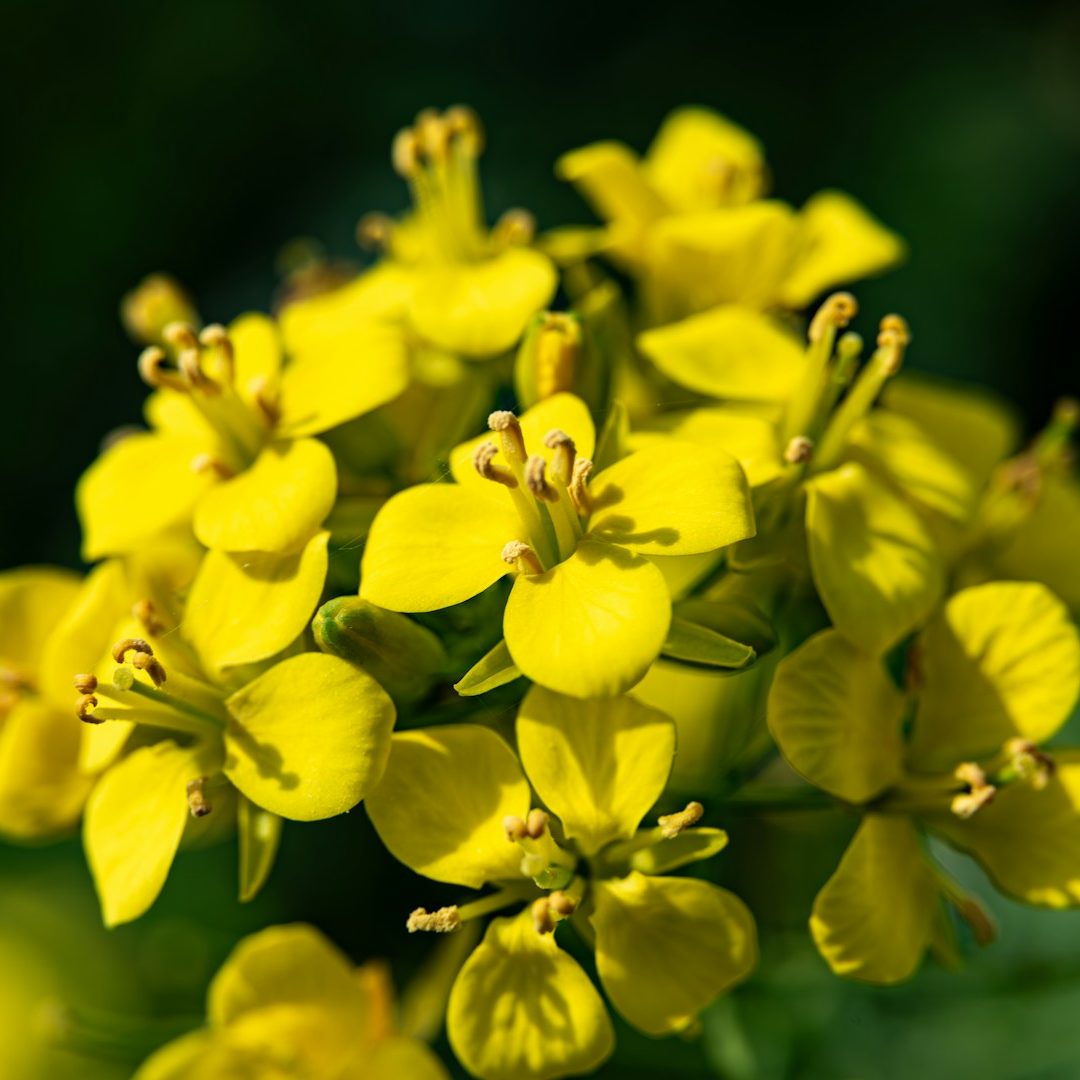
[359,392,755,697]
[365,686,757,1080]
[767,580,1080,983]
[135,924,447,1080]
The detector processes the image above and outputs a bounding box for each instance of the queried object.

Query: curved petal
[133,1031,219,1080]
[84,740,205,927]
[410,248,557,358]
[504,540,671,698]
[637,306,805,402]
[194,439,336,553]
[184,531,330,674]
[806,462,944,656]
[587,443,755,556]
[556,140,666,226]
[368,1037,450,1080]
[360,484,521,612]
[592,872,757,1036]
[365,725,529,887]
[931,753,1080,908]
[767,629,906,803]
[516,686,674,855]
[810,815,938,984]
[224,653,395,822]
[910,583,1080,772]
[447,912,614,1080]
[0,566,80,676]
[78,433,214,560]
[779,190,906,308]
[229,313,282,404]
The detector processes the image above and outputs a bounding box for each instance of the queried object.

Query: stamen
[548,890,577,917]
[137,346,188,393]
[191,453,236,480]
[492,208,536,248]
[391,128,420,178]
[808,292,858,344]
[543,429,576,486]
[164,322,217,394]
[488,411,528,463]
[875,314,910,376]
[503,815,528,842]
[131,652,167,688]
[531,897,555,935]
[951,763,996,819]
[407,906,461,933]
[525,455,558,503]
[473,441,518,488]
[356,212,394,251]
[502,540,544,577]
[75,694,101,724]
[526,808,550,840]
[658,801,704,839]
[783,436,814,465]
[568,458,594,517]
[111,638,153,664]
[1004,738,1056,790]
[73,674,98,695]
[199,324,236,386]
[132,599,165,637]
[444,105,484,156]
[186,777,212,818]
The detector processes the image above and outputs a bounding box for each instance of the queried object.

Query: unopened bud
[121,274,199,346]
[186,777,212,818]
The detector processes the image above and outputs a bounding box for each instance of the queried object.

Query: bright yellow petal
[84,740,206,927]
[556,140,667,225]
[447,912,614,1080]
[224,653,394,822]
[365,725,529,887]
[77,433,214,560]
[194,438,336,553]
[642,107,764,211]
[909,582,1080,772]
[779,190,905,308]
[768,629,905,802]
[504,540,671,698]
[637,305,805,402]
[229,312,282,401]
[515,686,674,855]
[277,321,410,437]
[810,815,937,984]
[0,566,80,677]
[184,531,329,674]
[931,753,1080,908]
[145,388,218,441]
[592,872,757,1036]
[410,248,558,358]
[806,462,944,656]
[587,443,755,556]
[360,484,521,612]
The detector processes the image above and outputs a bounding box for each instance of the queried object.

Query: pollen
[531,897,555,935]
[783,436,814,465]
[73,673,98,695]
[132,651,167,687]
[951,763,996,819]
[809,292,858,343]
[1005,738,1056,790]
[132,598,166,637]
[111,638,153,664]
[543,428,576,485]
[524,455,558,503]
[407,906,462,933]
[473,441,517,488]
[75,694,101,724]
[502,541,544,576]
[186,777,212,818]
[658,801,704,838]
[525,808,550,840]
[568,458,593,517]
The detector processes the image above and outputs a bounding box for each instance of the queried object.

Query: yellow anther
[543,429,576,485]
[875,315,910,377]
[137,346,188,392]
[73,673,98,695]
[951,763,996,819]
[549,890,577,917]
[525,455,558,503]
[356,212,394,251]
[531,897,555,935]
[199,324,235,385]
[391,128,420,178]
[878,313,911,347]
[191,453,236,480]
[473,441,518,488]
[526,808,550,840]
[162,321,200,353]
[658,801,704,839]
[488,410,528,463]
[808,292,858,343]
[132,598,166,637]
[502,541,544,576]
[503,815,529,842]
[75,694,101,724]
[1005,738,1056,790]
[568,458,593,517]
[111,638,153,664]
[186,777,212,818]
[493,208,536,248]
[132,651,167,687]
[783,435,814,465]
[407,906,462,933]
[444,105,484,156]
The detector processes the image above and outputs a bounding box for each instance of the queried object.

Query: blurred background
[3,0,1080,1076]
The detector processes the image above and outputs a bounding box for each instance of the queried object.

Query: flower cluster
[5,105,1079,1079]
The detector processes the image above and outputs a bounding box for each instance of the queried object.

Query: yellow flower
[768,580,1080,983]
[76,552,395,926]
[135,923,448,1080]
[365,687,757,1079]
[557,106,903,325]
[360,393,755,697]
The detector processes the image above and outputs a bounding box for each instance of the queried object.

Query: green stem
[128,681,225,732]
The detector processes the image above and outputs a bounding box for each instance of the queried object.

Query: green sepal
[630,827,729,875]
[660,615,756,671]
[454,639,522,697]
[238,796,282,903]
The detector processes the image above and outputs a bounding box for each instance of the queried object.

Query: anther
[488,411,527,462]
[503,815,529,842]
[549,890,577,917]
[568,458,593,517]
[658,801,704,839]
[1004,738,1056,790]
[783,436,814,465]
[75,694,101,724]
[199,324,235,385]
[531,897,555,935]
[162,321,200,353]
[132,599,165,637]
[493,208,536,247]
[808,292,858,343]
[137,346,187,392]
[407,906,461,933]
[444,105,484,156]
[951,763,996,819]
[543,429,577,485]
[502,541,544,576]
[525,455,558,503]
[473,441,518,488]
[132,651,167,687]
[391,128,420,178]
[526,808,550,840]
[186,777,212,818]
[878,313,911,347]
[356,212,394,251]
[111,638,153,664]
[73,674,98,695]
[191,453,235,480]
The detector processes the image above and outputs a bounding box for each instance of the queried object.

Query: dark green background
[4,1,1080,1077]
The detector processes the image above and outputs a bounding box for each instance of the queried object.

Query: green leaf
[661,615,755,670]
[453,640,522,696]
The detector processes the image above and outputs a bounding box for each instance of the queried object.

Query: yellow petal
[931,753,1080,907]
[450,392,595,491]
[0,566,80,677]
[910,582,1080,772]
[277,321,410,437]
[642,107,765,211]
[360,484,521,612]
[810,815,937,984]
[224,653,395,821]
[592,872,757,1036]
[84,740,206,926]
[637,305,805,402]
[410,248,558,358]
[516,686,674,855]
[767,629,906,803]
[806,462,944,656]
[504,540,670,698]
[194,438,336,553]
[184,531,330,673]
[133,1031,219,1080]
[587,443,755,556]
[447,912,614,1080]
[556,140,667,225]
[779,190,906,308]
[365,725,529,887]
[229,312,282,404]
[78,432,214,560]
